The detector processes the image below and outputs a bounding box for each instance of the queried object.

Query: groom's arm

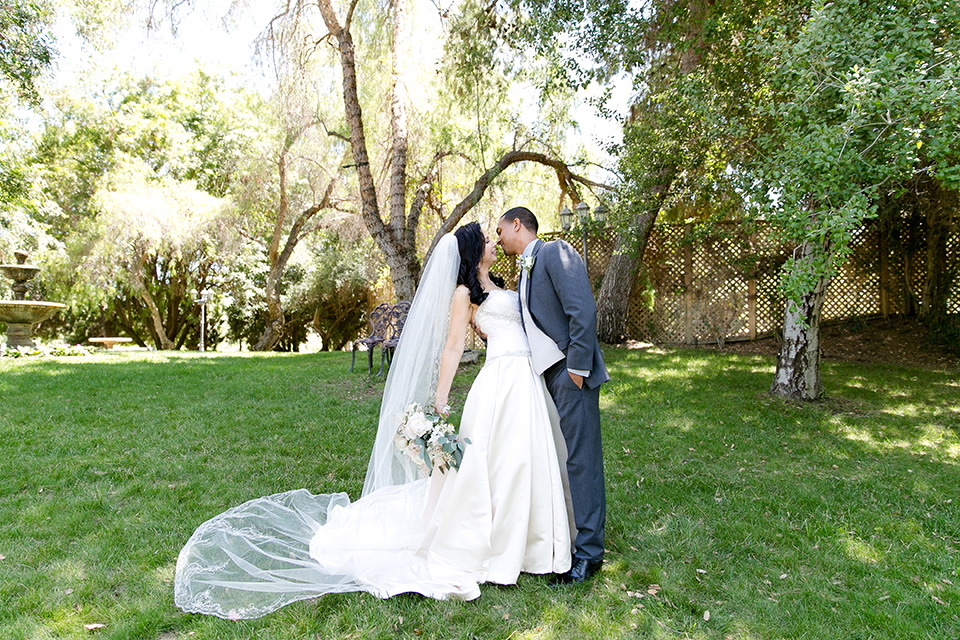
[542,241,598,375]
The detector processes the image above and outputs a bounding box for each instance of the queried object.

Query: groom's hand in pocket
[568,371,584,389]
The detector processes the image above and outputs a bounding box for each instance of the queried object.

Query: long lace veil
[173,234,460,619]
[362,233,459,495]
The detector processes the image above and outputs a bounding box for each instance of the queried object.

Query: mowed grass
[0,347,957,639]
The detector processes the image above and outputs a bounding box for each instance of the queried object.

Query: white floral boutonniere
[517,255,536,275]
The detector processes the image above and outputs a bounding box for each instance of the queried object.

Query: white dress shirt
[519,240,589,378]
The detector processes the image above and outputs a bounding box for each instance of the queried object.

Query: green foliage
[0,349,956,638]
[33,70,255,234]
[21,69,260,346]
[224,257,312,352]
[750,0,960,306]
[506,0,647,84]
[425,0,590,207]
[295,234,383,352]
[0,108,66,299]
[511,1,768,229]
[225,233,381,352]
[1,342,93,357]
[0,1,55,105]
[63,157,234,348]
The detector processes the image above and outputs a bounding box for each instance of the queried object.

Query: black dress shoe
[549,557,603,586]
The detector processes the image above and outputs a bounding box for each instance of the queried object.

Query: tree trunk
[251,200,330,351]
[131,256,175,350]
[318,0,418,301]
[389,0,412,274]
[769,240,830,401]
[595,216,649,343]
[919,185,955,329]
[317,0,610,301]
[384,0,420,301]
[252,148,291,352]
[595,170,673,343]
[596,210,658,343]
[253,267,285,351]
[250,134,333,351]
[112,299,146,348]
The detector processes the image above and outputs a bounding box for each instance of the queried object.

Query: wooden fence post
[683,222,694,344]
[748,230,757,340]
[879,229,889,319]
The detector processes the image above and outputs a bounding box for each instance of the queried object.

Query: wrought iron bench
[349,302,392,373]
[88,337,133,349]
[377,301,411,376]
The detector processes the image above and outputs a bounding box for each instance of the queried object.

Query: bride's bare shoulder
[452,285,472,306]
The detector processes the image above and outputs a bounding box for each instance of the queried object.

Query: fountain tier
[0,252,66,349]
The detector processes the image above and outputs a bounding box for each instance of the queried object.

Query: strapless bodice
[473,289,531,362]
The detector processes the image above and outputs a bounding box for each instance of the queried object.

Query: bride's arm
[434,285,473,416]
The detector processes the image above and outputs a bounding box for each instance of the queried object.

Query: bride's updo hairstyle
[454,222,504,305]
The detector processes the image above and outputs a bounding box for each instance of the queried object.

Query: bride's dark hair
[454,222,504,305]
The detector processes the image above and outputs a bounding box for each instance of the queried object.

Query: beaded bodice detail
[473,289,531,362]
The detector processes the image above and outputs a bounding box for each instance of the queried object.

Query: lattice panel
[469,220,956,345]
[822,225,881,321]
[690,229,748,343]
[881,231,905,317]
[756,276,786,336]
[644,224,687,343]
[690,277,749,345]
[948,230,960,314]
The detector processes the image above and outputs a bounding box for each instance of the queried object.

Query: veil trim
[361,234,460,496]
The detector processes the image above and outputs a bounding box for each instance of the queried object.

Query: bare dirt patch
[707,316,957,371]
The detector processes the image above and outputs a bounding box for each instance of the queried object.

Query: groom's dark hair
[501,207,539,233]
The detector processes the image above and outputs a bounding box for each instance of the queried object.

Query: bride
[174,223,574,619]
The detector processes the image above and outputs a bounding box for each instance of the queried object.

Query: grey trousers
[543,360,606,563]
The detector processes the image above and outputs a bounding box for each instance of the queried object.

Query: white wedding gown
[174,289,574,619]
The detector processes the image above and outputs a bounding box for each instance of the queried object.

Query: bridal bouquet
[394,403,470,476]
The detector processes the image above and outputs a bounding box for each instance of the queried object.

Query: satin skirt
[174,353,573,618]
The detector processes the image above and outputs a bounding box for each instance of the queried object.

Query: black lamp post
[195,289,213,352]
[593,202,608,225]
[560,201,609,272]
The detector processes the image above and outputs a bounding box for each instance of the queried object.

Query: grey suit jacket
[524,239,610,390]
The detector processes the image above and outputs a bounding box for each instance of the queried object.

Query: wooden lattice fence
[491,221,958,345]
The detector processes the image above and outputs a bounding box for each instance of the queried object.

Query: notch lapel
[525,239,543,313]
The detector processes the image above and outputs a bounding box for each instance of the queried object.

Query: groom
[496,206,609,584]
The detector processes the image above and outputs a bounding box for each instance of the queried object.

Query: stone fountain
[0,251,66,349]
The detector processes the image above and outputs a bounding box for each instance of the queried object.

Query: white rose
[399,412,426,440]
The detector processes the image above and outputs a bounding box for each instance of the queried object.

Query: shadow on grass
[1,349,957,639]
[600,347,959,639]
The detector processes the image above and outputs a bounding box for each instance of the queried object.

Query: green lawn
[1,348,957,639]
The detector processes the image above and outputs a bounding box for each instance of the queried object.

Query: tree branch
[321,120,351,143]
[422,150,615,264]
[407,150,455,249]
[345,0,361,32]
